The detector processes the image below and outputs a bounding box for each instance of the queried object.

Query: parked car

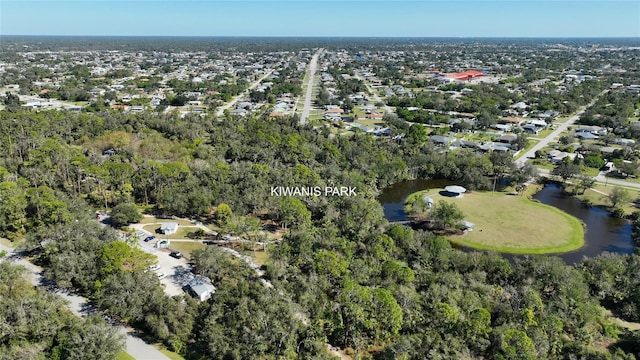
[169,251,183,259]
[149,264,161,271]
[157,272,167,280]
[144,236,155,242]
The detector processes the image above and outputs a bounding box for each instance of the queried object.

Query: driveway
[131,229,194,297]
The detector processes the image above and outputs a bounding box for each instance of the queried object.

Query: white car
[149,264,161,271]
[157,272,167,280]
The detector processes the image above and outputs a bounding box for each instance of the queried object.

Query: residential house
[575,132,598,140]
[497,134,517,145]
[522,124,542,135]
[478,142,511,152]
[614,138,636,146]
[429,135,456,146]
[575,125,607,136]
[548,150,577,164]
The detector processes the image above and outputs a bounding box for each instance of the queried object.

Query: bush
[611,208,626,219]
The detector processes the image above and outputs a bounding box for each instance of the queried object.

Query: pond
[378,180,635,264]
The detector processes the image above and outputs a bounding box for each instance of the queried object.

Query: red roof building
[446,70,485,81]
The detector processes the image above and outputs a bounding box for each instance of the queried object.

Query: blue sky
[1,1,639,37]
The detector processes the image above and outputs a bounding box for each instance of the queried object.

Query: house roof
[160,222,179,231]
[446,70,485,81]
[430,135,455,144]
[188,277,216,299]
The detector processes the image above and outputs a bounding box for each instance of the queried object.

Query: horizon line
[2,34,640,39]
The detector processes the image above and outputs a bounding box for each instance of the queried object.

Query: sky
[1,1,639,38]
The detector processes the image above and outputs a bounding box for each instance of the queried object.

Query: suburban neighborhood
[1,31,639,360]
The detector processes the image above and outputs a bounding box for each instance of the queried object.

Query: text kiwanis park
[270,186,357,196]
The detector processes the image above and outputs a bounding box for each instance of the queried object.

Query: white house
[160,222,179,235]
[187,277,216,301]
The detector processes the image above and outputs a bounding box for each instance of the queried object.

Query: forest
[1,103,639,359]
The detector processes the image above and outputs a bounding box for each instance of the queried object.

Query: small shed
[160,222,179,235]
[187,277,216,301]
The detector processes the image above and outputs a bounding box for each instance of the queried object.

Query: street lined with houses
[300,48,323,124]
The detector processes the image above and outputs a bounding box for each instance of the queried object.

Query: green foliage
[609,187,631,208]
[0,262,125,359]
[99,241,155,276]
[430,200,465,231]
[215,203,232,225]
[109,202,143,227]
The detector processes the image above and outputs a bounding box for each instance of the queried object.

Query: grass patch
[581,167,600,177]
[142,225,200,239]
[167,241,207,258]
[116,351,136,360]
[575,185,640,214]
[253,250,270,267]
[355,118,385,127]
[405,188,584,254]
[531,128,553,139]
[139,217,194,226]
[153,344,185,360]
[514,138,540,160]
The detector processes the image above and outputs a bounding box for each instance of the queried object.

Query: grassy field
[167,241,207,258]
[355,118,385,127]
[116,351,136,360]
[574,184,640,214]
[405,188,584,254]
[142,225,200,239]
[139,217,194,226]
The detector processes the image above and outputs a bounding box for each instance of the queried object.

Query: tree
[278,198,311,229]
[609,187,630,208]
[551,160,580,182]
[498,329,537,360]
[430,200,464,231]
[215,203,233,225]
[559,135,572,145]
[576,175,596,195]
[109,202,142,227]
[514,133,530,151]
[617,161,638,178]
[477,112,496,129]
[406,123,428,144]
[51,315,125,360]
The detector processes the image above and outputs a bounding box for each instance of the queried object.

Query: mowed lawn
[406,190,584,254]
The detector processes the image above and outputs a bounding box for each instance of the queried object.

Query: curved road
[300,49,323,124]
[1,249,169,360]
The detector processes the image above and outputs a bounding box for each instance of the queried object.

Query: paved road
[515,90,608,167]
[538,167,640,190]
[300,49,323,124]
[1,250,169,360]
[128,217,276,292]
[215,69,275,117]
[354,70,394,115]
